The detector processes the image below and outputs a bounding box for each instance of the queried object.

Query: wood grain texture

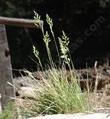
[0,24,15,110]
[0,16,43,28]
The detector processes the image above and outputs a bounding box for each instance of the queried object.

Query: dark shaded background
[0,0,110,75]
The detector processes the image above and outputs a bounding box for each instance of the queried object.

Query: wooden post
[0,17,43,111]
[0,24,15,110]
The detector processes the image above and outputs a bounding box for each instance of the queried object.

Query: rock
[13,76,34,88]
[18,87,36,98]
[28,113,110,119]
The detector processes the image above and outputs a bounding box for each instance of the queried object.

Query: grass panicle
[33,45,43,69]
[46,14,61,63]
[58,31,70,66]
[43,31,54,67]
[34,11,44,35]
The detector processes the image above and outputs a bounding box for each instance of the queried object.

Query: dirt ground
[76,64,110,113]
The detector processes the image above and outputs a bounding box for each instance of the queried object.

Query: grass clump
[33,69,91,115]
[17,12,92,116]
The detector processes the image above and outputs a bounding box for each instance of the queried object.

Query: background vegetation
[0,0,110,74]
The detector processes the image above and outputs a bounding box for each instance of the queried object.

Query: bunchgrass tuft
[17,12,92,116]
[32,68,91,115]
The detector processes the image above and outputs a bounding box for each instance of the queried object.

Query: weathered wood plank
[0,16,43,28]
[0,24,15,110]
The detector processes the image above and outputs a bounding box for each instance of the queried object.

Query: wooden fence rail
[0,16,42,111]
[0,16,43,28]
